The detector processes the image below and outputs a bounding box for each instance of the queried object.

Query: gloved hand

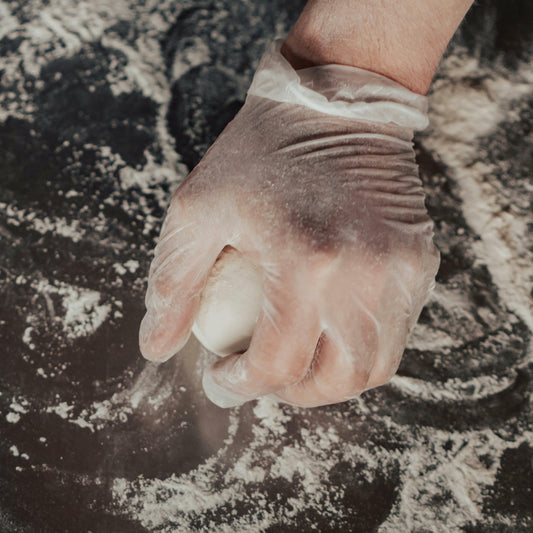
[139,41,440,408]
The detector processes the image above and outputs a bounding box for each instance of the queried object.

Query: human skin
[282,0,474,94]
[140,0,475,407]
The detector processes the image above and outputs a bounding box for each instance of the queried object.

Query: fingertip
[139,343,178,363]
[139,311,156,348]
[202,367,251,408]
[139,312,190,362]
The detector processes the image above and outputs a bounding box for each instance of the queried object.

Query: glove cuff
[247,40,429,131]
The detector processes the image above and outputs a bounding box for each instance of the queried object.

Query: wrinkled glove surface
[140,41,440,408]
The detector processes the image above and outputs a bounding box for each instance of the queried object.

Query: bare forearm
[282,0,474,94]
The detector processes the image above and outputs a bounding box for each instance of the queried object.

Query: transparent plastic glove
[139,41,440,408]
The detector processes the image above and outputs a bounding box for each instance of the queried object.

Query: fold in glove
[248,41,429,129]
[140,40,440,408]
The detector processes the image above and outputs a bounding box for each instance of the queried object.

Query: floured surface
[0,1,532,531]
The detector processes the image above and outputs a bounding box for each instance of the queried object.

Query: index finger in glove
[140,193,223,361]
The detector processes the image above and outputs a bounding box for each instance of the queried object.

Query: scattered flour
[0,3,19,42]
[109,48,533,533]
[23,279,112,346]
[112,398,358,531]
[113,259,140,276]
[390,374,515,402]
[5,398,30,424]
[62,287,110,340]
[426,54,533,331]
[169,37,210,82]
[0,202,85,243]
[42,364,176,432]
[1,2,531,531]
[380,429,533,532]
[109,393,532,532]
[46,402,73,420]
[10,400,29,415]
[6,412,21,424]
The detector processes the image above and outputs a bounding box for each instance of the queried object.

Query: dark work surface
[0,1,532,531]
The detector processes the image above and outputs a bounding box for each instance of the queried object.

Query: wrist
[281,29,436,95]
[282,0,474,95]
[248,41,429,132]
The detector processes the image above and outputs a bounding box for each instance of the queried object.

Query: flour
[0,202,85,243]
[9,400,29,415]
[169,37,210,82]
[1,1,531,531]
[46,401,73,420]
[111,397,358,530]
[118,151,187,222]
[62,288,111,339]
[390,374,515,402]
[110,45,533,533]
[6,412,21,424]
[0,4,19,41]
[26,279,112,341]
[6,398,29,423]
[42,364,178,432]
[380,429,533,532]
[44,398,130,433]
[425,53,533,331]
[112,401,530,533]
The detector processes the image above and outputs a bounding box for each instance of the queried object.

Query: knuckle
[338,366,370,397]
[278,364,308,385]
[250,357,307,387]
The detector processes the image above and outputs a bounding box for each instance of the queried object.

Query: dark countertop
[0,1,532,531]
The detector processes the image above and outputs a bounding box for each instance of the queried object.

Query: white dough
[192,247,263,356]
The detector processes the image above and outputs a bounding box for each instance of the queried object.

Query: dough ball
[192,247,263,356]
